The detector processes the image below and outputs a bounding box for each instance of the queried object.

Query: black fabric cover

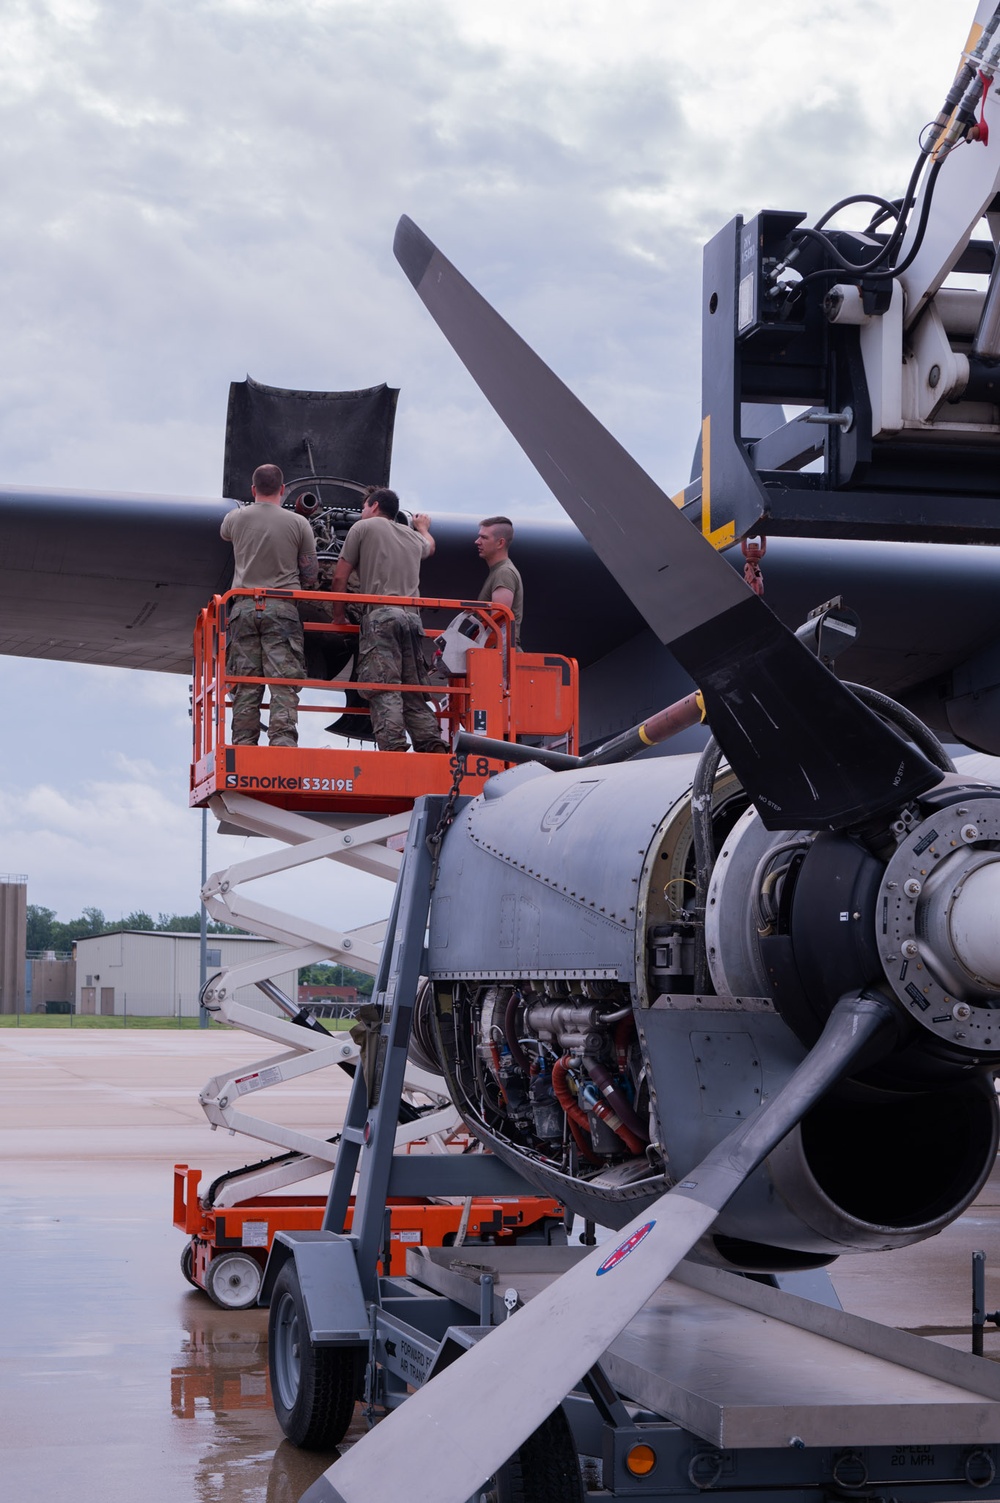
[222,376,399,502]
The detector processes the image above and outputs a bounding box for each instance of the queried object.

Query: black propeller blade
[304,992,897,1503]
[393,215,940,831]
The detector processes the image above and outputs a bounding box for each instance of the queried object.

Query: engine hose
[692,734,724,993]
[489,1040,509,1105]
[582,1056,649,1147]
[503,990,531,1073]
[551,1056,589,1129]
[551,1056,600,1164]
[567,1115,598,1163]
[614,1015,635,1069]
[590,1098,647,1158]
[842,683,956,774]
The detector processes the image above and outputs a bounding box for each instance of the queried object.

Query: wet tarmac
[0,1029,359,1503]
[1,1028,998,1503]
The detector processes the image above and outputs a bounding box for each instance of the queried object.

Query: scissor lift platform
[190,588,578,813]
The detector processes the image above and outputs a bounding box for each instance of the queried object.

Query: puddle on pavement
[171,1299,365,1502]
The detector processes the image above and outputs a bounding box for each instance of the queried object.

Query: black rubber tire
[180,1239,199,1289]
[268,1260,363,1450]
[487,1404,584,1503]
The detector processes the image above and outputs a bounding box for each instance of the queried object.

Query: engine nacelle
[421,755,1000,1272]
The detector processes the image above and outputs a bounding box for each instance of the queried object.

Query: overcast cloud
[0,0,979,932]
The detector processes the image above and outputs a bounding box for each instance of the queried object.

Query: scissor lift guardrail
[190,587,578,814]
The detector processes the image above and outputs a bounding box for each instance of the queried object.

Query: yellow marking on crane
[700,415,736,550]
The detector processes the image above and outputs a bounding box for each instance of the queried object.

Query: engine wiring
[429,978,654,1185]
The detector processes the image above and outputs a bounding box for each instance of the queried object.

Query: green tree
[26,905,57,952]
[155,912,245,935]
[27,905,109,954]
[27,903,247,951]
[298,961,373,996]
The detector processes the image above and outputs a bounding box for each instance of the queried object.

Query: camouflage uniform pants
[226,597,306,746]
[357,606,447,753]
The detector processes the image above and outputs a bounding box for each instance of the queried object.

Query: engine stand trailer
[260,797,1000,1502]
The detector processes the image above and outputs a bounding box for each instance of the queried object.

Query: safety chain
[426,755,467,889]
[741,534,766,596]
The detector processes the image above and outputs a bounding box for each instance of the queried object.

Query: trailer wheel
[180,1239,199,1289]
[483,1404,584,1503]
[205,1250,263,1310]
[268,1260,362,1449]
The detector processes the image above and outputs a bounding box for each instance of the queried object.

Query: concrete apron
[0,1030,997,1503]
[0,1029,360,1503]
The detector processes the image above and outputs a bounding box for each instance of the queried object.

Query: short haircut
[252,464,284,496]
[368,487,400,520]
[480,515,513,545]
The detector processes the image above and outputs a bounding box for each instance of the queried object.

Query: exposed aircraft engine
[414,749,1000,1273]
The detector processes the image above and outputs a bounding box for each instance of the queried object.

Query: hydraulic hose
[582,1056,649,1154]
[842,683,956,774]
[551,1056,600,1164]
[502,990,532,1074]
[692,735,724,994]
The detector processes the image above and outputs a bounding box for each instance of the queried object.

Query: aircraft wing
[2,481,1000,752]
[0,484,644,677]
[0,485,237,674]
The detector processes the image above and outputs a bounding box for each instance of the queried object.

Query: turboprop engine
[413,746,1000,1272]
[310,129,1000,1498]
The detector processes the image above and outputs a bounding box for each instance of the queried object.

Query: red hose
[489,1040,509,1105]
[590,1099,646,1157]
[551,1056,600,1164]
[583,1056,649,1153]
[551,1056,588,1127]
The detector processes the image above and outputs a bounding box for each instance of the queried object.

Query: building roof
[78,929,272,943]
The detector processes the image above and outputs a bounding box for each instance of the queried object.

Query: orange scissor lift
[190,587,578,812]
[179,589,578,1307]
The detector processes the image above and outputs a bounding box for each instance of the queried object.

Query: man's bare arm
[298,551,319,590]
[413,512,436,557]
[491,586,514,610]
[329,557,353,623]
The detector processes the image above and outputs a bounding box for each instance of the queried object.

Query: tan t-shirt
[339,516,431,601]
[479,558,523,649]
[221,503,317,590]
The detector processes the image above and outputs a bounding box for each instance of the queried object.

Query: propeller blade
[303,992,896,1503]
[393,216,939,831]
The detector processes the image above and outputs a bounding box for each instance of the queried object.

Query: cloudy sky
[0,0,978,937]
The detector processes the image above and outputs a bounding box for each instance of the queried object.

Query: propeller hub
[876,795,1000,1056]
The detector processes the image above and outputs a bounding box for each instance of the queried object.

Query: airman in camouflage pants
[227,597,306,746]
[357,605,447,753]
